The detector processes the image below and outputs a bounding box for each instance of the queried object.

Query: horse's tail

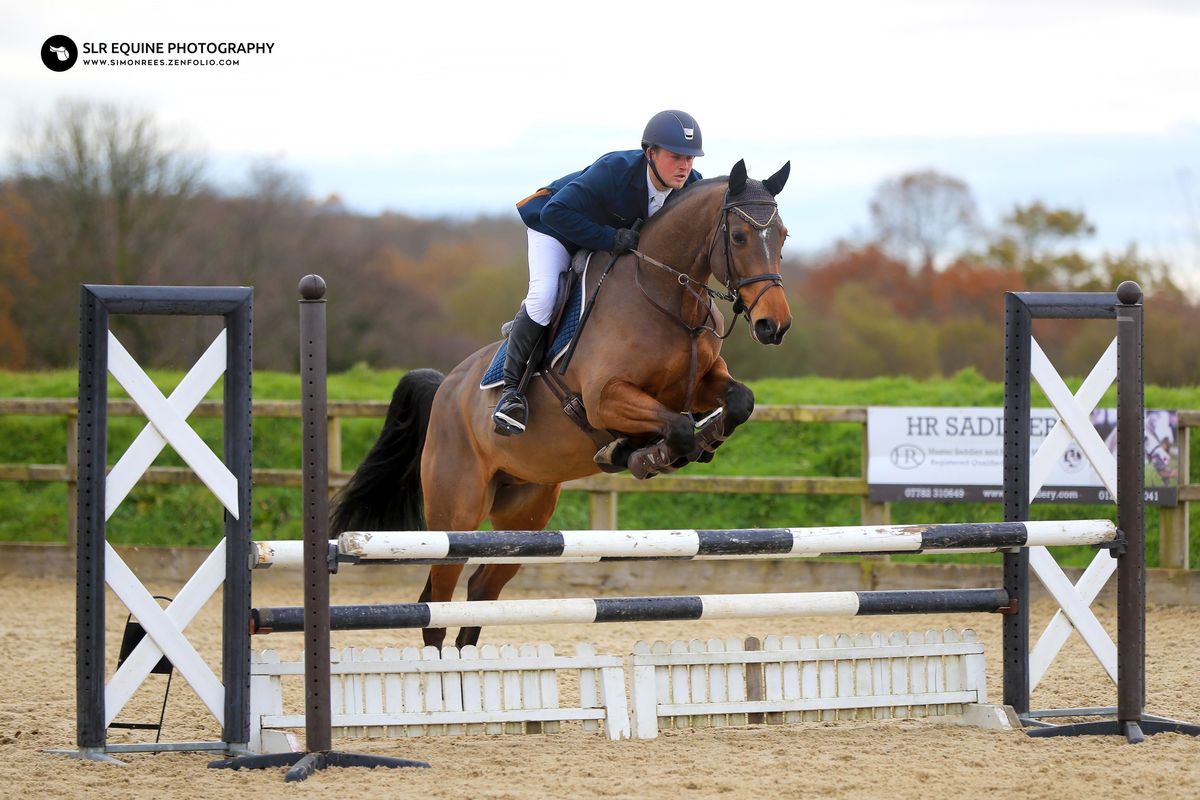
[330,368,445,535]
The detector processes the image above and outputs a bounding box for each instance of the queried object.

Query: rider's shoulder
[590,149,645,169]
[574,149,645,181]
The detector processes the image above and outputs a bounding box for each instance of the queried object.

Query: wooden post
[1158,423,1189,569]
[326,414,342,501]
[859,418,890,579]
[327,415,342,474]
[589,491,618,530]
[859,418,890,526]
[66,411,78,547]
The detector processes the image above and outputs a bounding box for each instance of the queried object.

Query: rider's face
[648,147,695,190]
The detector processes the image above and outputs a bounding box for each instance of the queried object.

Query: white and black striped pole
[250,519,1117,568]
[251,588,1015,634]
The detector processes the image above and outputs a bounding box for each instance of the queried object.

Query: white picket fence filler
[628,629,1012,739]
[248,630,1012,750]
[248,643,630,752]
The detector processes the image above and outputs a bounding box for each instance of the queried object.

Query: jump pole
[250,519,1118,568]
[249,588,1016,634]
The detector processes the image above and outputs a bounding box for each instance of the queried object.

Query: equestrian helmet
[641,110,704,157]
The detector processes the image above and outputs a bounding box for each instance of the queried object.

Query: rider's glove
[611,227,640,254]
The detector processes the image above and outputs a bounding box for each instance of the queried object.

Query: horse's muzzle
[753,318,790,345]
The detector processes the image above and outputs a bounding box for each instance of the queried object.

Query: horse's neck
[633,189,719,314]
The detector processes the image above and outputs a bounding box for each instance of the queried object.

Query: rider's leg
[492,305,549,435]
[493,230,567,436]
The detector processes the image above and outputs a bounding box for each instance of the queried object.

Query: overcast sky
[5,1,1200,285]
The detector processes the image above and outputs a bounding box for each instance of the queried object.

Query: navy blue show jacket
[516,149,702,253]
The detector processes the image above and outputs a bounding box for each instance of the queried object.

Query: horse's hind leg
[420,435,493,649]
[418,565,466,648]
[454,482,562,648]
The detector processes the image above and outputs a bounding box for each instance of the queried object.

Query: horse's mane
[643,174,773,233]
[640,177,724,234]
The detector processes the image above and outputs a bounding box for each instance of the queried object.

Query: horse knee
[665,415,696,455]
[724,382,755,428]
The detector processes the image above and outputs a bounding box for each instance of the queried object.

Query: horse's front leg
[589,379,697,479]
[454,482,562,648]
[689,356,755,462]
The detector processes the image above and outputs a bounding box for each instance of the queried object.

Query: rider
[492,110,706,436]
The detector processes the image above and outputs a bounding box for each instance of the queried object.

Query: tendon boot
[687,408,728,463]
[492,306,549,436]
[627,438,684,480]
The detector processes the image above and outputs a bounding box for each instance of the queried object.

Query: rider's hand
[612,227,640,254]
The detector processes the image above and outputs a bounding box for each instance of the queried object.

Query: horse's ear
[729,160,747,195]
[763,161,791,196]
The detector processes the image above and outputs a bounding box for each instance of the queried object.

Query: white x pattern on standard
[101,329,235,728]
[1027,336,1119,689]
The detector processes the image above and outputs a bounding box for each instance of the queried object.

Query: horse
[331,160,794,649]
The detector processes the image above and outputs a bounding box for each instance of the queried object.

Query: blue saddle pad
[480,256,590,389]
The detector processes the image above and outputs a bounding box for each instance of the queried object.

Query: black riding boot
[492,306,549,436]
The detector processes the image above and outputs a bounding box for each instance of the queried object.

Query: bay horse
[331,160,793,649]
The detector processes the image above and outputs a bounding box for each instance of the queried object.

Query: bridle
[628,184,786,410]
[633,186,786,339]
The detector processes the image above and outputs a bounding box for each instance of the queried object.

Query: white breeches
[523,229,571,325]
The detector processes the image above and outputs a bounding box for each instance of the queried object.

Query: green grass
[1,367,1198,568]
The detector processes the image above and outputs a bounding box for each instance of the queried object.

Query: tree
[0,187,33,367]
[982,201,1095,288]
[9,100,205,364]
[869,170,979,272]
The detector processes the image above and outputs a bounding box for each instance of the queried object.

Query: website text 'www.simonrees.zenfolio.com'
[79,41,273,67]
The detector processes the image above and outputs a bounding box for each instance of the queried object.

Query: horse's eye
[732,232,747,245]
